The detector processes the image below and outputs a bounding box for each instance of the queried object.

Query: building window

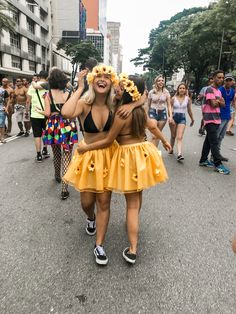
[41,29,47,41]
[12,56,21,69]
[28,40,35,58]
[10,10,19,24]
[27,17,35,34]
[29,61,36,72]
[40,9,47,22]
[27,4,34,13]
[10,32,20,49]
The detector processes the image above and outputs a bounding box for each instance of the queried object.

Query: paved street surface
[1,106,236,314]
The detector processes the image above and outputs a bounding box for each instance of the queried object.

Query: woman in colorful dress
[37,68,84,200]
[148,75,173,146]
[77,74,171,265]
[169,83,194,161]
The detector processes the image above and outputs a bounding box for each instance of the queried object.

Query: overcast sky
[107,0,212,73]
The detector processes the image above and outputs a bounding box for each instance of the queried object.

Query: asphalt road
[1,106,236,314]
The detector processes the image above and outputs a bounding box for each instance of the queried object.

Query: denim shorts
[149,108,167,121]
[173,113,186,125]
[0,110,7,128]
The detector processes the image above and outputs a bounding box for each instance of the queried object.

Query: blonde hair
[153,75,165,92]
[82,85,115,110]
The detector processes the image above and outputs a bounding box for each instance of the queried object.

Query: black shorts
[31,117,47,137]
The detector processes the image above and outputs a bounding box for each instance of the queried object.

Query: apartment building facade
[83,0,107,62]
[0,0,73,81]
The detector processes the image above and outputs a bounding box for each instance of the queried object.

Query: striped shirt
[202,86,221,125]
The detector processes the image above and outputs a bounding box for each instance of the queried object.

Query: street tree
[132,1,236,91]
[0,0,15,34]
[57,40,102,85]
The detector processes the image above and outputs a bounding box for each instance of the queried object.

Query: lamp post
[218,28,225,69]
[45,36,81,71]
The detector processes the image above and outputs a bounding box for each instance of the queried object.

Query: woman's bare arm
[187,97,194,126]
[61,70,87,118]
[147,118,171,151]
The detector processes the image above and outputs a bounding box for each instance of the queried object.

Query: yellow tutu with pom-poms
[63,140,118,193]
[107,141,168,193]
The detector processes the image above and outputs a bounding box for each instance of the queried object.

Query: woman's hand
[77,70,88,89]
[190,119,194,127]
[116,92,147,119]
[77,143,88,154]
[168,116,174,125]
[35,105,44,115]
[116,103,134,119]
[162,140,172,152]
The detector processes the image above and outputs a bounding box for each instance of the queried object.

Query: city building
[107,21,122,72]
[49,0,87,74]
[0,0,51,81]
[83,0,107,62]
[0,0,77,81]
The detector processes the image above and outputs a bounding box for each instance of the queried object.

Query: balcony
[8,0,49,31]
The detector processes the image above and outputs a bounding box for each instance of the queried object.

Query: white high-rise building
[107,21,122,73]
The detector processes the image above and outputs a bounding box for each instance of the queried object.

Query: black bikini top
[82,107,112,133]
[48,89,72,113]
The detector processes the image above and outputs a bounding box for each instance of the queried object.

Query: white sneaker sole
[122,248,136,264]
[94,249,108,265]
[85,228,96,236]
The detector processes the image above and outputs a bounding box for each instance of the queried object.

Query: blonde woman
[148,75,173,146]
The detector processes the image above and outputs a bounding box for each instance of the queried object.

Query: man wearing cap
[218,73,235,161]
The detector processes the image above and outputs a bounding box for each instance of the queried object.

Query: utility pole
[218,28,225,69]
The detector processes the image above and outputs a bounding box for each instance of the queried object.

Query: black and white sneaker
[42,148,50,158]
[123,247,136,264]
[177,155,184,162]
[86,217,96,236]
[35,154,43,163]
[94,245,108,265]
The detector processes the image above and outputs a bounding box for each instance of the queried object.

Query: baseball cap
[225,73,234,81]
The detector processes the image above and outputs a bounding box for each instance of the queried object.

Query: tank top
[48,89,72,113]
[173,96,189,114]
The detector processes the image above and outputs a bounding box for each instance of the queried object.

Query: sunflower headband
[87,65,118,85]
[119,73,141,101]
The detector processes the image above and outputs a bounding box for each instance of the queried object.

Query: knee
[81,196,94,209]
[96,197,110,212]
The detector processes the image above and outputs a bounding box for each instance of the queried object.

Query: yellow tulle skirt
[63,140,117,193]
[107,141,168,193]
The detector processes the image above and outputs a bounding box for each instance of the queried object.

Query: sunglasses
[16,80,22,82]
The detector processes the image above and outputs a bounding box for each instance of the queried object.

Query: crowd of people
[0,62,235,265]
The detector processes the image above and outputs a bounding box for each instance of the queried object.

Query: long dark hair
[48,67,68,90]
[121,75,146,139]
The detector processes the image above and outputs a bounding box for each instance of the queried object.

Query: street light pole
[218,28,225,69]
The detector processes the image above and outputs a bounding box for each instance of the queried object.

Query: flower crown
[87,65,118,85]
[119,73,141,101]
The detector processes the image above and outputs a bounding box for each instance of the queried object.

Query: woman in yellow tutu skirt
[61,66,144,266]
[78,74,171,264]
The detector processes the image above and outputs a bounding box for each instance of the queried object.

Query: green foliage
[0,0,16,34]
[132,0,236,90]
[57,40,102,85]
[57,40,102,66]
